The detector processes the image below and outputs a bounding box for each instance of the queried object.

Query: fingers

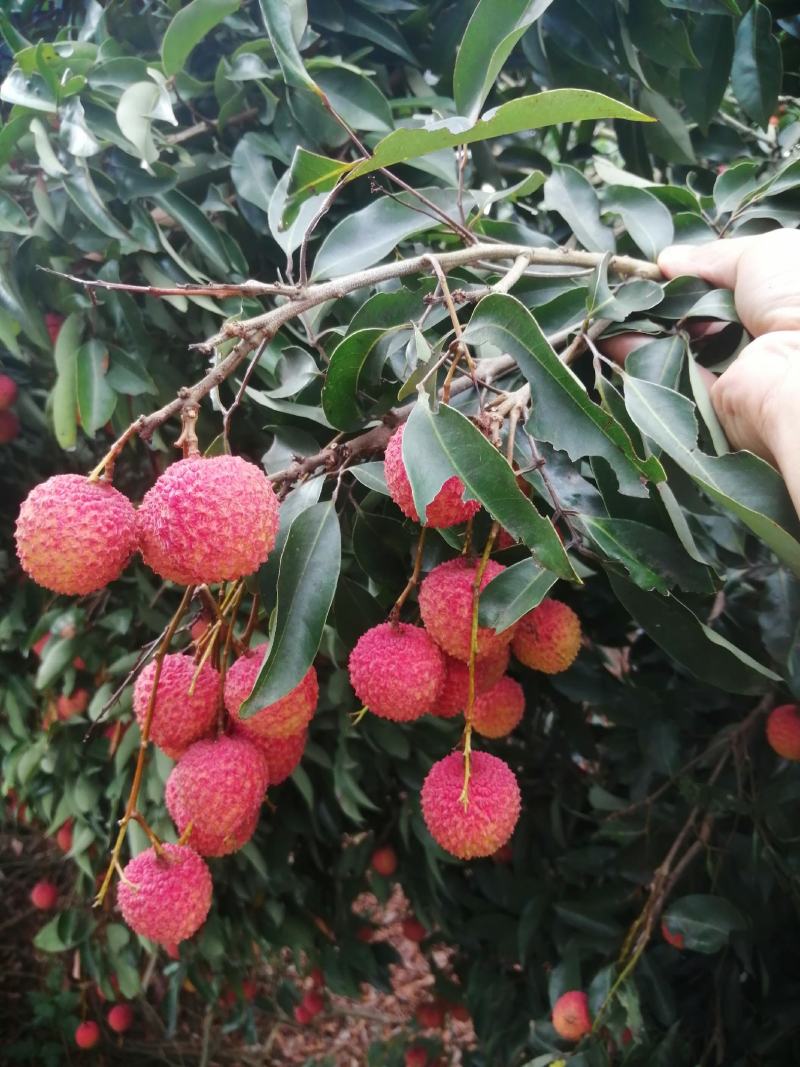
[657,237,755,287]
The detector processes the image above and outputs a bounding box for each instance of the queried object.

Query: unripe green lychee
[418,558,515,662]
[435,649,509,718]
[421,750,520,859]
[552,990,591,1042]
[384,423,479,528]
[470,675,525,738]
[117,843,212,945]
[133,653,219,760]
[225,645,318,740]
[137,455,279,586]
[765,703,800,760]
[15,475,137,595]
[512,598,581,674]
[349,622,445,721]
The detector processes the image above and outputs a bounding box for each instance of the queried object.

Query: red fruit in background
[300,990,325,1018]
[242,978,258,1001]
[405,1047,429,1067]
[415,1000,445,1029]
[449,1002,470,1022]
[32,633,51,657]
[371,845,398,877]
[661,919,685,949]
[402,917,427,943]
[30,879,58,909]
[164,943,180,960]
[356,925,374,942]
[766,704,800,760]
[309,967,324,989]
[552,990,591,1042]
[107,1003,134,1033]
[74,1020,101,1049]
[56,689,89,721]
[294,1003,312,1024]
[45,313,64,345]
[0,372,17,410]
[0,409,19,443]
[56,819,74,852]
[622,1027,633,1046]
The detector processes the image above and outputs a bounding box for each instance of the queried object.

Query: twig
[390,527,427,619]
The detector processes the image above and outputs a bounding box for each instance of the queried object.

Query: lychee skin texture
[435,649,509,718]
[225,645,318,740]
[133,654,219,760]
[512,598,581,675]
[415,1000,445,1029]
[165,736,268,857]
[235,726,307,785]
[766,704,800,760]
[421,751,521,860]
[137,455,279,586]
[117,844,212,945]
[419,558,515,662]
[107,1003,134,1033]
[348,622,445,722]
[0,409,19,443]
[371,845,398,877]
[471,675,525,739]
[75,1021,101,1049]
[0,373,17,410]
[661,920,685,949]
[30,880,59,909]
[15,475,137,595]
[384,423,479,528]
[552,991,591,1042]
[402,917,427,943]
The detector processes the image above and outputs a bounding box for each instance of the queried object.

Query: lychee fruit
[294,1003,312,1024]
[137,455,279,586]
[117,843,212,944]
[0,373,17,410]
[15,475,137,594]
[371,845,398,877]
[348,622,444,721]
[45,312,64,345]
[421,750,520,859]
[165,735,268,856]
[0,409,19,443]
[418,558,515,662]
[384,423,479,528]
[133,653,219,760]
[512,598,581,674]
[235,726,307,785]
[300,990,324,1019]
[552,990,591,1042]
[415,999,445,1029]
[470,676,525,738]
[435,648,509,718]
[309,967,324,989]
[402,916,427,942]
[56,819,74,852]
[766,703,800,760]
[225,645,318,740]
[30,879,59,909]
[56,688,89,721]
[448,1002,470,1022]
[74,1020,101,1049]
[107,1003,134,1033]
[405,1047,429,1067]
[32,633,51,658]
[661,919,685,949]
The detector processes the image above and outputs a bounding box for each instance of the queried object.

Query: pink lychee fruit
[418,558,516,662]
[766,704,800,761]
[552,990,591,1042]
[371,845,398,877]
[74,1020,101,1049]
[470,675,525,738]
[512,598,581,674]
[15,475,137,594]
[133,653,219,760]
[165,735,268,856]
[45,312,64,345]
[348,622,444,721]
[0,373,17,410]
[234,725,307,785]
[30,879,59,909]
[421,750,520,859]
[137,455,279,586]
[0,409,19,443]
[384,423,479,528]
[56,819,74,852]
[117,843,212,945]
[435,648,509,718]
[224,645,318,740]
[107,1003,134,1033]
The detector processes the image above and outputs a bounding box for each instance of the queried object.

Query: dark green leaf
[603,186,674,259]
[258,0,319,94]
[478,558,558,631]
[663,895,747,954]
[52,312,82,450]
[579,516,714,593]
[681,16,735,132]
[76,339,116,436]
[544,163,614,252]
[732,1,782,129]
[322,327,388,430]
[153,190,238,275]
[283,147,351,228]
[162,0,240,77]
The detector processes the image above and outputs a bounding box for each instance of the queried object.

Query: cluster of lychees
[349,425,583,861]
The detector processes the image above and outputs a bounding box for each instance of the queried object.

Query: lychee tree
[1,2,800,1065]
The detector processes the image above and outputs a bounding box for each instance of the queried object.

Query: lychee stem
[130,811,165,857]
[175,401,200,458]
[87,420,142,483]
[390,527,427,621]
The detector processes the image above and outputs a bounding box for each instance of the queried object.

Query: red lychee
[348,622,444,721]
[0,409,19,443]
[117,843,212,945]
[309,966,324,989]
[661,919,685,949]
[384,423,480,528]
[30,879,59,909]
[15,475,137,594]
[32,633,51,658]
[300,989,324,1019]
[371,845,398,877]
[294,1003,312,1024]
[225,645,318,740]
[74,1020,101,1049]
[107,1003,134,1033]
[133,653,219,760]
[235,725,308,785]
[470,675,525,739]
[45,312,64,345]
[137,455,279,586]
[552,990,591,1042]
[421,750,520,860]
[418,558,515,662]
[405,1047,429,1067]
[402,916,427,942]
[56,819,74,852]
[165,735,268,856]
[0,373,17,410]
[435,648,509,718]
[766,703,800,760]
[56,688,89,721]
[512,598,581,674]
[415,999,445,1029]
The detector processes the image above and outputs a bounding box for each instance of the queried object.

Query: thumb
[657,237,756,288]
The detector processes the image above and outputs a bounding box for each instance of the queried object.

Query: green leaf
[628,0,700,68]
[314,66,392,133]
[258,475,325,606]
[36,636,79,689]
[162,0,240,77]
[283,147,351,228]
[322,327,389,430]
[621,373,800,574]
[681,16,735,132]
[403,393,575,580]
[29,117,67,177]
[607,572,780,694]
[543,163,614,252]
[63,166,133,244]
[453,0,555,121]
[732,1,782,129]
[663,895,746,954]
[153,190,235,275]
[52,312,82,450]
[0,190,29,235]
[640,90,696,165]
[241,501,340,715]
[231,132,278,214]
[477,170,546,216]
[0,67,56,112]
[76,339,116,436]
[603,186,674,259]
[33,917,68,953]
[115,79,177,169]
[626,336,686,390]
[346,90,652,181]
[584,255,663,322]
[478,558,558,631]
[350,462,389,495]
[463,294,664,497]
[579,516,714,593]
[258,0,319,94]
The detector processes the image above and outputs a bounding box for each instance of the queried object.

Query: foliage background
[1,0,800,1064]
